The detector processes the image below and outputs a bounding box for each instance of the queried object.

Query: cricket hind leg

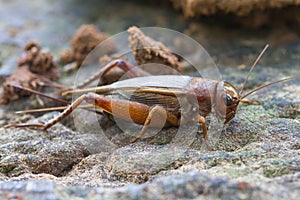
[72,59,150,90]
[5,93,178,130]
[4,94,89,130]
[5,93,180,144]
[130,105,180,143]
[5,93,109,130]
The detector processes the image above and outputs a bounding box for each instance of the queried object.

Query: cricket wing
[110,75,193,97]
[64,75,194,96]
[128,88,182,111]
[109,75,198,112]
[111,75,193,90]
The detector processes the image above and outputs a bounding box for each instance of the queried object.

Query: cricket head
[219,44,299,124]
[222,82,240,124]
[221,81,261,124]
[220,73,300,124]
[214,81,239,123]
[221,45,270,124]
[214,81,247,124]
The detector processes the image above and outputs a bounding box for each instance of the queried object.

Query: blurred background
[1,0,299,71]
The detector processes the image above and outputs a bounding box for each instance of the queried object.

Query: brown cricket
[5,45,300,143]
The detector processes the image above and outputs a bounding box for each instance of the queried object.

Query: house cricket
[5,44,300,144]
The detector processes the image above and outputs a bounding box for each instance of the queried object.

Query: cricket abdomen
[85,93,180,127]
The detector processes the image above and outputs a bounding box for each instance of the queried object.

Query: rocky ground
[0,0,299,199]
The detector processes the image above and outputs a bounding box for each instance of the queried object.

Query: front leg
[197,115,207,140]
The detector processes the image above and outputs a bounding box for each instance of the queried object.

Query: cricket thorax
[188,78,219,117]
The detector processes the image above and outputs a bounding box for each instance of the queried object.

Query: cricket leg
[197,115,212,150]
[73,59,150,89]
[4,94,88,130]
[6,93,179,133]
[131,105,180,143]
[198,115,207,140]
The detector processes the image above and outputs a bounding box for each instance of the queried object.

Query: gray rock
[0,171,299,200]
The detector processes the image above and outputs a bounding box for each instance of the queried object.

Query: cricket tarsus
[4,123,44,129]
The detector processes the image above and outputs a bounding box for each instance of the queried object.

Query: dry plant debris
[1,41,60,104]
[60,24,114,68]
[128,26,181,73]
[18,41,60,80]
[171,0,300,17]
[88,26,183,85]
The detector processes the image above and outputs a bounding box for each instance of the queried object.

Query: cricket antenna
[239,44,269,97]
[241,76,300,100]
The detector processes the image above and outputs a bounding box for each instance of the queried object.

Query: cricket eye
[225,94,233,106]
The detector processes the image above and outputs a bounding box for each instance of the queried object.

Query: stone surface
[0,171,299,200]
